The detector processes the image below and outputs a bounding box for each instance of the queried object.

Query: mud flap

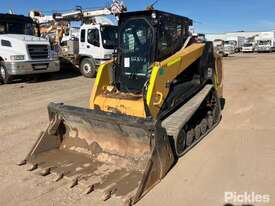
[22,103,175,205]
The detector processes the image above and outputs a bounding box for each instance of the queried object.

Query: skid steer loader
[18,10,223,205]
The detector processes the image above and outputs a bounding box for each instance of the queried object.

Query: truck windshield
[224,40,237,46]
[258,40,271,45]
[244,43,253,47]
[0,22,35,35]
[101,25,118,49]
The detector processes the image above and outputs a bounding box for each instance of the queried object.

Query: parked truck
[224,36,245,53]
[242,42,256,53]
[213,39,225,56]
[223,41,235,56]
[59,20,118,78]
[30,0,126,78]
[255,32,275,52]
[0,13,59,84]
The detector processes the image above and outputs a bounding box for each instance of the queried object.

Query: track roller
[200,118,208,135]
[186,129,195,146]
[175,129,187,156]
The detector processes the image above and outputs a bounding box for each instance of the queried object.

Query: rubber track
[162,84,213,139]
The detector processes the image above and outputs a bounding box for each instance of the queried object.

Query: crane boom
[30,0,126,24]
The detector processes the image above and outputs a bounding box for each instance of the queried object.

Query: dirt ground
[0,53,274,206]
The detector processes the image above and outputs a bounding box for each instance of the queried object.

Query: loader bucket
[22,103,175,205]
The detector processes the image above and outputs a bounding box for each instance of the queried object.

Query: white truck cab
[255,32,275,53]
[0,14,59,84]
[223,40,235,56]
[30,1,125,78]
[224,36,245,53]
[61,21,118,78]
[213,39,225,56]
[79,23,117,67]
[242,43,255,53]
[256,40,275,52]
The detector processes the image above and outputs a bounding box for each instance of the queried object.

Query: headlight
[10,55,25,61]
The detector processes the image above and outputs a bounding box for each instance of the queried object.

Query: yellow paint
[214,55,224,98]
[93,95,146,117]
[89,60,113,109]
[90,59,146,117]
[146,65,160,105]
[146,43,205,119]
[95,64,105,86]
[88,43,221,120]
[167,56,181,67]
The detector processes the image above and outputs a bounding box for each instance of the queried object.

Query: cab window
[0,23,6,34]
[88,29,100,47]
[157,16,188,61]
[80,29,86,42]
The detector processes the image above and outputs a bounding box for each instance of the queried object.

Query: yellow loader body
[19,10,224,205]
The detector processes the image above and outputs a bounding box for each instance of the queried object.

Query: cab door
[79,28,102,59]
[79,29,87,54]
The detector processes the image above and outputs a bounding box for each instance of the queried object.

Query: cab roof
[119,10,193,25]
[0,13,33,23]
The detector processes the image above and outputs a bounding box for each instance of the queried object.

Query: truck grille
[27,45,49,60]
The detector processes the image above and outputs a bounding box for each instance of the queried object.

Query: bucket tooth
[124,198,133,206]
[17,160,27,166]
[55,173,64,182]
[102,191,112,201]
[85,184,95,195]
[27,163,38,171]
[21,103,177,205]
[70,177,79,188]
[40,168,51,176]
[102,188,117,201]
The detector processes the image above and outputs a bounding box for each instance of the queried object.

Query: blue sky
[1,0,275,33]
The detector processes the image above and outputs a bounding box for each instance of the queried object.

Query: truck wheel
[0,62,12,84]
[80,58,97,78]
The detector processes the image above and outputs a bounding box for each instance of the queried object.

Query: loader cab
[115,10,192,93]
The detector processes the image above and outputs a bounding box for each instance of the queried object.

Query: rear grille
[27,45,49,60]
